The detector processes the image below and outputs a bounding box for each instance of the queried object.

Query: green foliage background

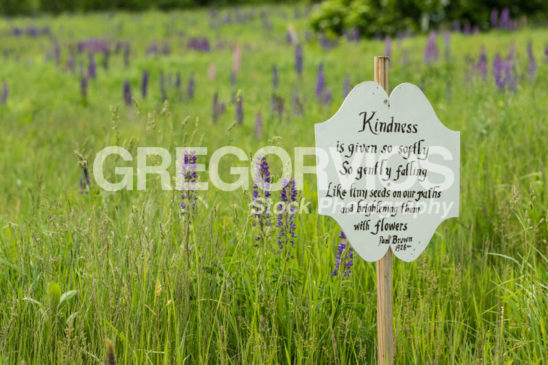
[310,0,548,37]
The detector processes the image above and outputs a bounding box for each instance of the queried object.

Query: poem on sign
[321,110,450,252]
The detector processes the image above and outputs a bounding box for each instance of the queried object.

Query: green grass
[0,5,547,364]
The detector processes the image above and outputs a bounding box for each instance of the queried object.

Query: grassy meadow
[0,5,547,364]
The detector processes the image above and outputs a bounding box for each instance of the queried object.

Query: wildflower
[1,80,7,104]
[323,88,332,105]
[424,31,439,65]
[102,49,109,70]
[146,41,159,55]
[212,92,219,123]
[66,53,75,73]
[141,70,148,98]
[80,77,87,101]
[490,9,498,28]
[315,63,325,100]
[87,55,96,78]
[252,156,272,243]
[162,42,171,55]
[272,64,278,90]
[187,37,210,52]
[493,54,505,89]
[499,8,510,30]
[236,93,243,125]
[295,44,303,76]
[527,42,537,80]
[384,36,391,58]
[54,43,60,67]
[123,80,132,106]
[276,179,297,252]
[254,111,262,139]
[159,72,167,102]
[343,75,350,97]
[477,47,487,80]
[332,231,354,277]
[187,73,195,99]
[180,151,198,214]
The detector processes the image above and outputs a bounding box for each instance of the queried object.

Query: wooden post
[374,56,394,365]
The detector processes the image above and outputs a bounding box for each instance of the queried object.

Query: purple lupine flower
[443,31,450,60]
[345,28,360,42]
[1,80,7,104]
[402,49,409,66]
[66,53,75,73]
[490,9,499,28]
[315,63,325,100]
[187,37,210,52]
[141,70,148,98]
[80,77,88,101]
[159,72,167,102]
[162,42,171,55]
[500,8,510,30]
[332,231,354,276]
[505,59,516,92]
[276,179,297,252]
[212,92,219,123]
[180,151,198,214]
[477,47,487,80]
[146,41,159,55]
[527,42,537,80]
[187,73,195,99]
[323,88,332,105]
[272,64,278,90]
[544,47,548,62]
[102,49,109,70]
[506,45,517,91]
[87,55,96,78]
[424,31,439,65]
[493,54,505,89]
[54,43,60,67]
[384,36,391,58]
[254,111,262,139]
[236,94,243,125]
[295,44,303,76]
[123,80,132,106]
[343,75,350,97]
[252,156,272,243]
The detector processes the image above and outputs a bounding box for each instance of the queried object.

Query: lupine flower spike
[252,156,272,244]
[332,231,354,277]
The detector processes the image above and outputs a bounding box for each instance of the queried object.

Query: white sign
[315,82,459,262]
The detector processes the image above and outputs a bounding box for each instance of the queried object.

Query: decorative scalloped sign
[315,82,460,262]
